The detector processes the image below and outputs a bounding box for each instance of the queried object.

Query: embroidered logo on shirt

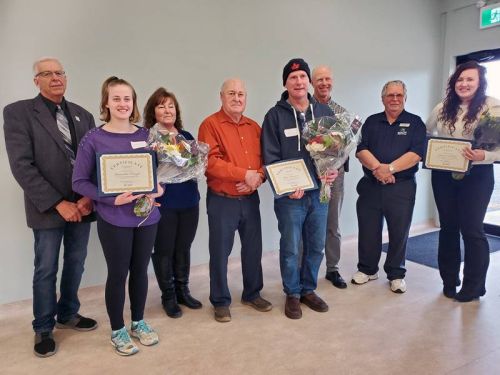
[397,123,409,136]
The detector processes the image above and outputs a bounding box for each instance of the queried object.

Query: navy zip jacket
[261,91,334,184]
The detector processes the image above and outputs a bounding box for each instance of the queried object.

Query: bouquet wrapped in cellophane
[302,113,363,203]
[451,110,500,180]
[148,124,209,184]
[134,123,209,219]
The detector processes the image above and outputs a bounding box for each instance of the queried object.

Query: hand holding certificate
[423,137,472,173]
[264,159,317,198]
[96,151,157,196]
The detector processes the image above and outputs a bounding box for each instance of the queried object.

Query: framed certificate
[423,137,472,173]
[96,151,158,196]
[264,159,317,198]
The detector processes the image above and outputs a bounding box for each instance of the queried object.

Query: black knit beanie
[282,58,311,86]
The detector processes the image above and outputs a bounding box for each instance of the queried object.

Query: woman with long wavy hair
[426,61,500,302]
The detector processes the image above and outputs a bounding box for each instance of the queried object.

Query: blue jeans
[32,222,91,333]
[274,189,328,297]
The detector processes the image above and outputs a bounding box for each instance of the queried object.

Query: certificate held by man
[97,151,158,196]
[423,137,472,173]
[264,159,317,198]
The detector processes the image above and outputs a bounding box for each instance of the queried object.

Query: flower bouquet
[134,124,209,219]
[473,111,500,152]
[452,111,500,180]
[147,124,209,184]
[302,113,363,202]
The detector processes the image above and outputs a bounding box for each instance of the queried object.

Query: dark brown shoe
[284,296,302,319]
[214,306,231,323]
[241,296,273,312]
[300,292,329,312]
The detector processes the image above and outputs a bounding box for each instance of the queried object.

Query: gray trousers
[325,168,344,272]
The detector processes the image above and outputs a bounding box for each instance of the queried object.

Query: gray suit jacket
[3,94,96,229]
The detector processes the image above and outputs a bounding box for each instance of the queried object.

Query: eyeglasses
[385,93,404,100]
[35,71,66,78]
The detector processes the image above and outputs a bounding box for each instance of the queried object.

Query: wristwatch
[388,163,396,174]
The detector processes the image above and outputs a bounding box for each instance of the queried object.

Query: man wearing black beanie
[261,58,337,319]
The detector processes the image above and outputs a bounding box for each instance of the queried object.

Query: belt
[209,189,256,200]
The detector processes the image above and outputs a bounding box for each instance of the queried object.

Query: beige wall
[0,0,443,303]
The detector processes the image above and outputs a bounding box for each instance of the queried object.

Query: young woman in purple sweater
[73,77,163,356]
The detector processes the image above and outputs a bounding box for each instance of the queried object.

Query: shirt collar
[216,107,251,125]
[39,93,68,115]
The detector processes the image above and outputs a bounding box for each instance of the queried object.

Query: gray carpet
[382,231,500,269]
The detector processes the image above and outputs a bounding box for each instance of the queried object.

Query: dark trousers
[431,165,493,294]
[152,205,199,299]
[356,177,416,280]
[97,216,158,330]
[206,191,263,306]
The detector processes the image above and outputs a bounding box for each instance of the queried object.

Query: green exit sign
[480,3,500,29]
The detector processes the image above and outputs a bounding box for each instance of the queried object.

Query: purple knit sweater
[72,126,160,227]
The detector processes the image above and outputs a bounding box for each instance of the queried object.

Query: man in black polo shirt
[351,80,426,293]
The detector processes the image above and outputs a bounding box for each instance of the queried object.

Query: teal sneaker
[111,327,139,356]
[131,320,159,346]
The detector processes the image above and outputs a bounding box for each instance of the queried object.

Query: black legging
[97,216,158,330]
[153,205,199,282]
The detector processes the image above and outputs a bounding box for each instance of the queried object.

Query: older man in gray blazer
[4,57,97,357]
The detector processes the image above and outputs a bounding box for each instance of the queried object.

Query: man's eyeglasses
[35,71,66,78]
[385,93,404,100]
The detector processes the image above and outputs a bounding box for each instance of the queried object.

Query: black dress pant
[206,191,263,307]
[356,177,416,280]
[431,165,494,295]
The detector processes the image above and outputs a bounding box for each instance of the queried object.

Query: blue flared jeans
[274,189,328,297]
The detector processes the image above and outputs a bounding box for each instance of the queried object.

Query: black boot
[162,295,182,318]
[176,285,202,309]
[152,252,182,318]
[175,250,202,309]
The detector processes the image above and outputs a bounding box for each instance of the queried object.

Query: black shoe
[454,288,486,303]
[443,286,456,299]
[56,314,98,331]
[325,271,347,289]
[34,332,56,358]
[163,298,182,318]
[176,290,203,309]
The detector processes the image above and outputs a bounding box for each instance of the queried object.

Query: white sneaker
[131,320,159,346]
[111,327,139,356]
[390,279,407,293]
[351,271,379,285]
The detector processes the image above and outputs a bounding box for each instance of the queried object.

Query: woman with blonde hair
[73,77,163,355]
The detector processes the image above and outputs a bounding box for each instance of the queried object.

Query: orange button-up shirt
[198,108,263,196]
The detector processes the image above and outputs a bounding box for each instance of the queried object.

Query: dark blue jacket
[261,91,333,183]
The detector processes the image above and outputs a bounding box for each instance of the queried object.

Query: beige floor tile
[1,224,499,375]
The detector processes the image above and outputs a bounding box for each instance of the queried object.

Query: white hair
[381,80,407,98]
[220,78,246,94]
[32,57,63,75]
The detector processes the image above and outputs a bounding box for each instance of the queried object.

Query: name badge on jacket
[284,128,299,137]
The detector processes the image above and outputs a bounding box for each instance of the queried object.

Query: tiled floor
[1,224,499,375]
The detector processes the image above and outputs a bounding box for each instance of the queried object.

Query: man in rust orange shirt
[198,78,272,323]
